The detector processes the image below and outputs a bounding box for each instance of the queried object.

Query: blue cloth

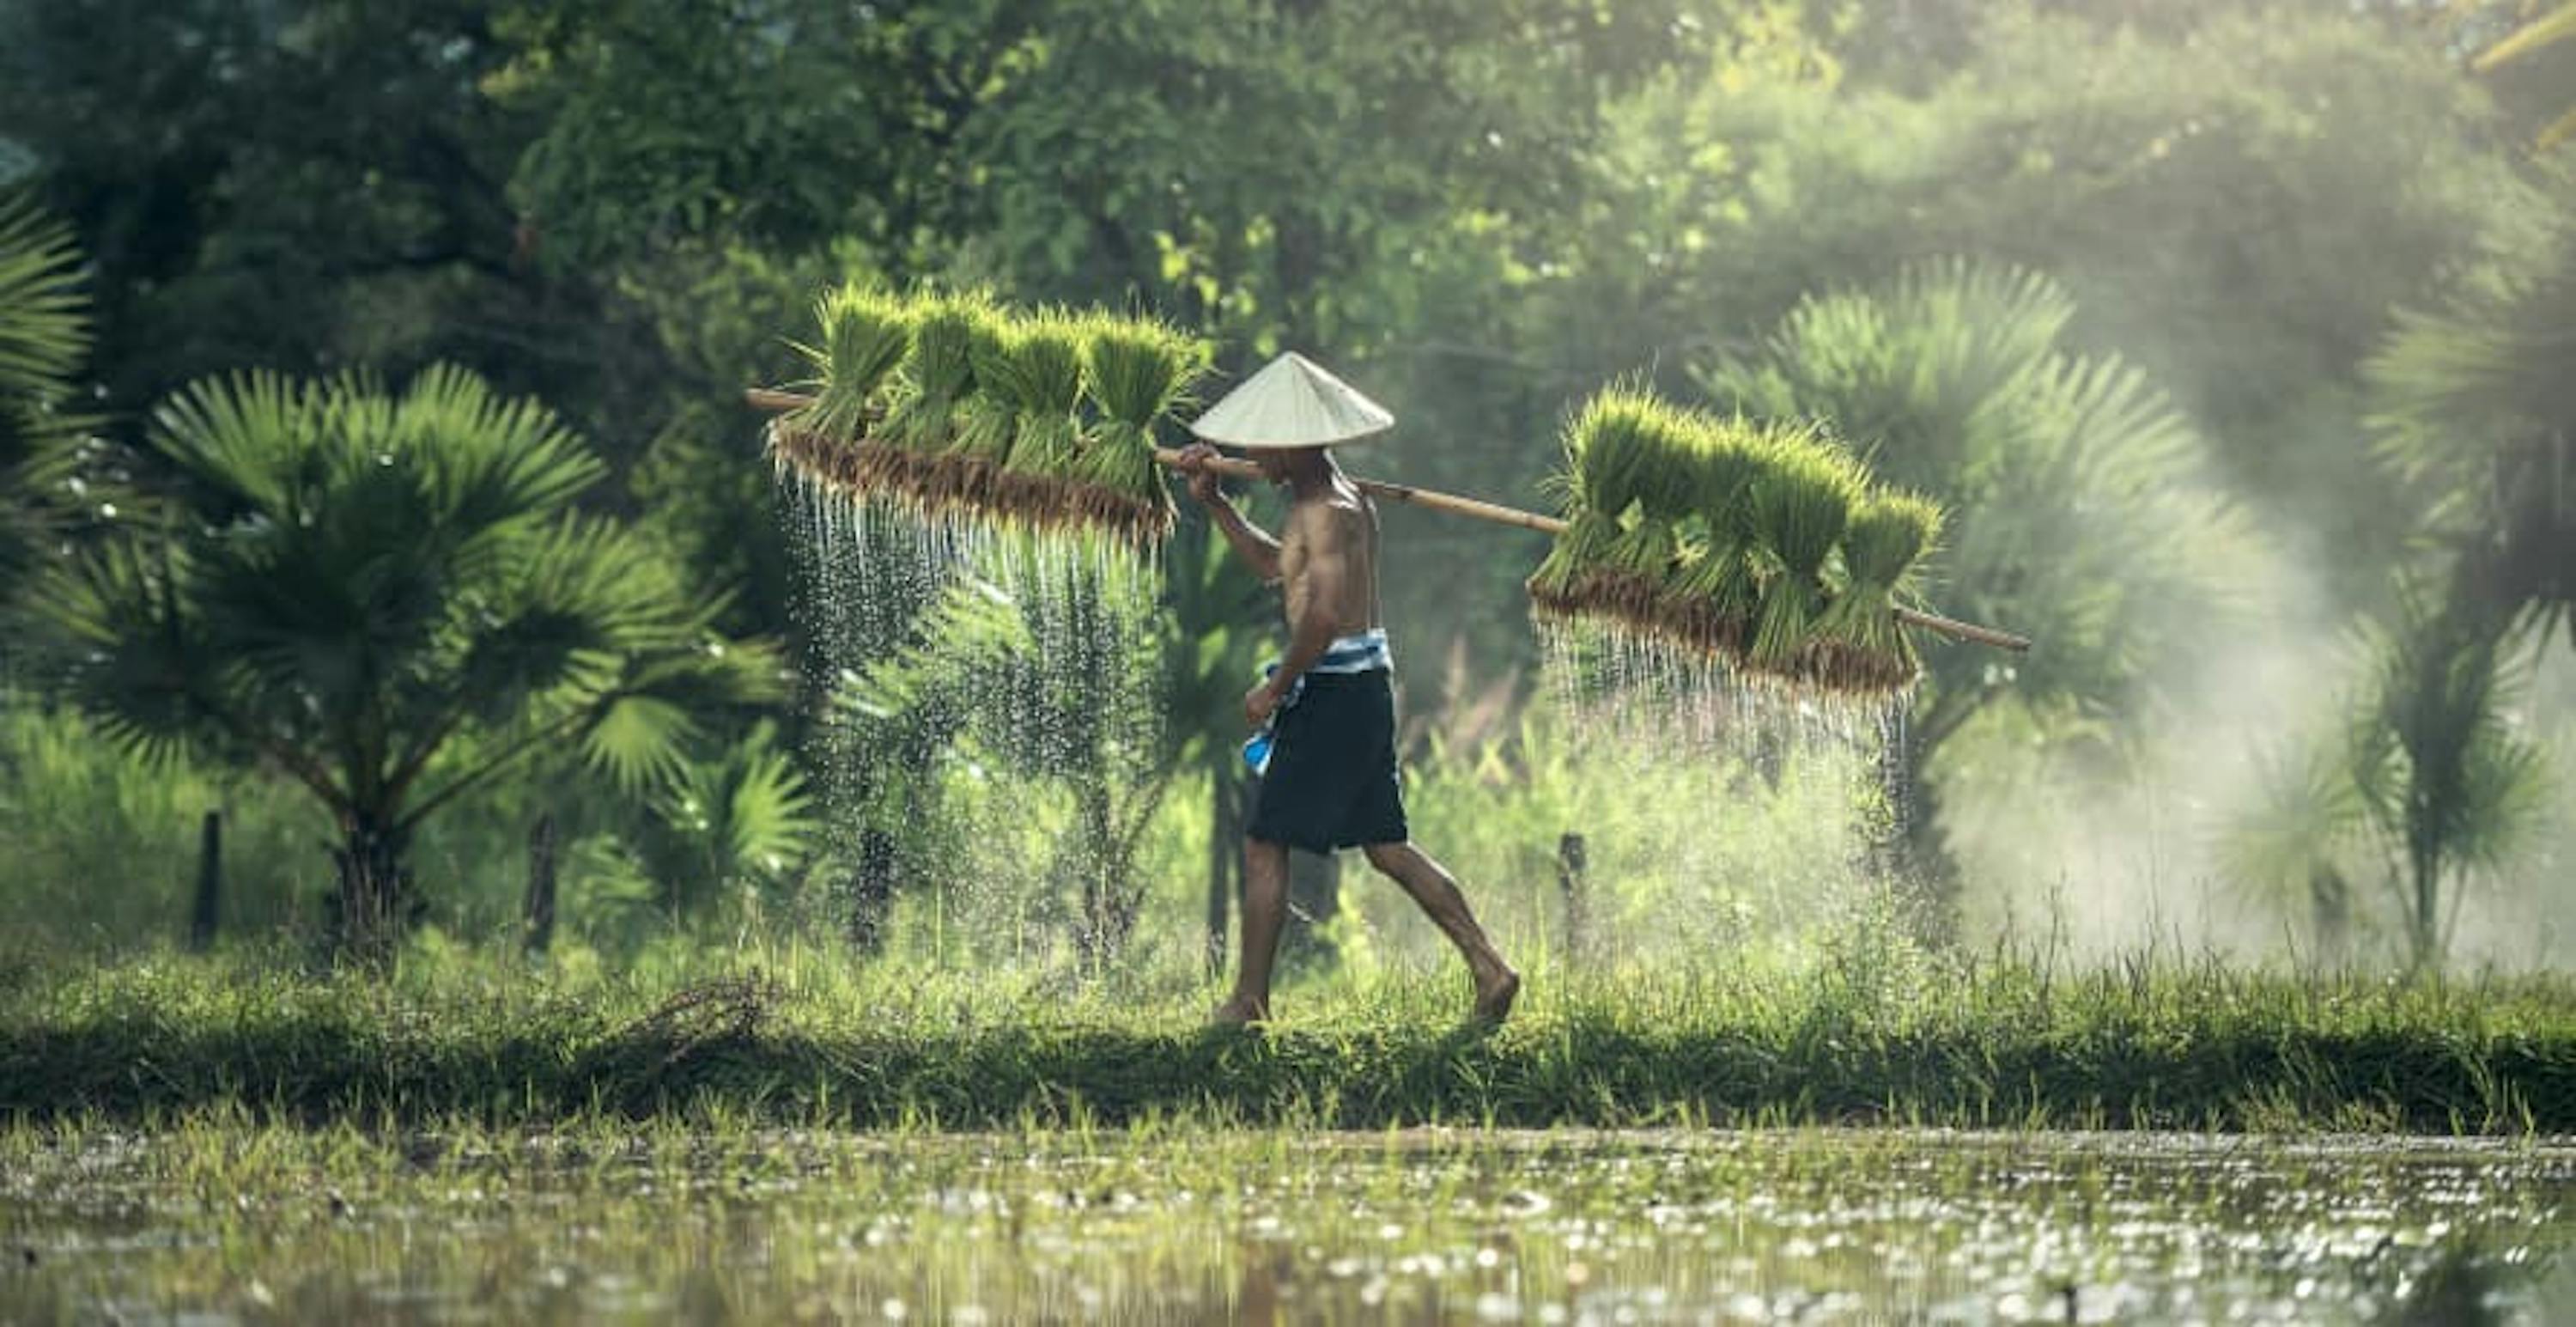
[1243,628,1393,776]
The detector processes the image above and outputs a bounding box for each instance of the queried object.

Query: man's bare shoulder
[1288,491,1368,545]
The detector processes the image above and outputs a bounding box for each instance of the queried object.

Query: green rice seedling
[1663,417,1784,656]
[954,316,1024,460]
[923,300,1018,514]
[1072,313,1212,543]
[1561,386,1669,520]
[995,313,1089,494]
[1534,387,1707,630]
[1628,411,1705,524]
[883,291,989,455]
[1596,513,1684,626]
[787,282,912,448]
[1747,438,1864,674]
[1807,489,1942,691]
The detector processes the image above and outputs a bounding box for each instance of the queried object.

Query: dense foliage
[0,0,2570,969]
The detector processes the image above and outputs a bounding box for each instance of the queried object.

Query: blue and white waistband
[1305,628,1394,676]
[1245,630,1394,775]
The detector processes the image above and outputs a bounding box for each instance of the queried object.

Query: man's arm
[1205,491,1284,585]
[1177,443,1282,583]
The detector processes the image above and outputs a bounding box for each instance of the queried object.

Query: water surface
[4,1128,2568,1323]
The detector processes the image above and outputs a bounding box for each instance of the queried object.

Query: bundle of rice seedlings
[1662,417,1782,656]
[951,316,1023,464]
[990,313,1091,522]
[883,291,987,457]
[1562,386,1670,520]
[1528,510,1621,619]
[1071,312,1211,544]
[1747,440,1865,673]
[917,298,1016,511]
[781,283,913,491]
[1809,488,1944,691]
[1530,387,1704,626]
[1629,416,1705,525]
[1595,512,1684,626]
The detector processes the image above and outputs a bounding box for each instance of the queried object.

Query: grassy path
[5,951,2571,1132]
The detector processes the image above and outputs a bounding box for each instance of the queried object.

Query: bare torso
[1279,475,1382,639]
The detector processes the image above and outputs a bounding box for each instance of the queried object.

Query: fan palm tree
[2350,595,2551,970]
[0,189,92,610]
[2221,734,2368,963]
[37,366,783,956]
[2366,215,2576,649]
[2348,184,2573,972]
[1696,260,2253,920]
[629,719,818,919]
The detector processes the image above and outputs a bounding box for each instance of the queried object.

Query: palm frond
[647,721,819,892]
[396,362,605,535]
[0,190,88,419]
[34,539,235,768]
[583,695,700,793]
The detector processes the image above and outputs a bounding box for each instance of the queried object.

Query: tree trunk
[329,813,417,960]
[2307,864,2349,965]
[2409,846,2442,972]
[188,811,222,952]
[522,813,557,957]
[1075,782,1129,971]
[848,828,896,955]
[1557,831,1589,961]
[1205,763,1242,977]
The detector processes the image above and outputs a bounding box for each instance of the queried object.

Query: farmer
[1176,352,1521,1026]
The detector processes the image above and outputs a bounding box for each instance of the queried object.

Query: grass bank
[3,944,2571,1133]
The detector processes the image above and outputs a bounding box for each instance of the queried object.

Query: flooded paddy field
[3,1126,2568,1324]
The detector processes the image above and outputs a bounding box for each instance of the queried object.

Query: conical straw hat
[1187,351,1394,449]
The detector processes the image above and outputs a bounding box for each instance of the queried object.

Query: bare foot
[1210,996,1271,1027]
[1471,966,1521,1026]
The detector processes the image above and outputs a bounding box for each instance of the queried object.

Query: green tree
[2366,210,2576,649]
[1565,2,2540,607]
[0,189,90,611]
[0,2,566,409]
[36,366,781,955]
[2221,735,2366,961]
[829,559,1176,969]
[2351,598,2552,970]
[1696,261,2253,915]
[626,720,818,920]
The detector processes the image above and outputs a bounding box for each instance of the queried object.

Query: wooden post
[1557,831,1589,959]
[523,814,557,957]
[188,811,222,952]
[1206,767,1240,979]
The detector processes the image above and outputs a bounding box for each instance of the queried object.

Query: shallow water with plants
[3,1123,2568,1324]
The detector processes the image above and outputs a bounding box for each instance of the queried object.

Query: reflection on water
[3,1129,2569,1324]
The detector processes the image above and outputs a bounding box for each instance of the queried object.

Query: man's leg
[1214,836,1291,1024]
[1360,841,1521,1022]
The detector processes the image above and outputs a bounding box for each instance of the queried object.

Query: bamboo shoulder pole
[1143,445,1570,536]
[750,389,2032,653]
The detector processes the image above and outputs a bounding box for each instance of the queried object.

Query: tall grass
[0,697,688,953]
[3,935,2567,1132]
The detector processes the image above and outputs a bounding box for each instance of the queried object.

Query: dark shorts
[1249,669,1408,854]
